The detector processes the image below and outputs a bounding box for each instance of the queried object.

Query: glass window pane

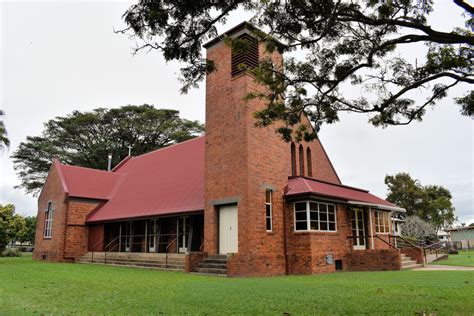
[320,222,328,231]
[328,212,335,222]
[266,190,271,204]
[309,202,318,211]
[328,222,336,231]
[266,218,272,231]
[266,204,271,217]
[310,210,318,221]
[295,221,307,231]
[320,212,327,222]
[328,204,335,213]
[295,211,307,221]
[319,203,328,214]
[310,220,318,230]
[295,202,306,212]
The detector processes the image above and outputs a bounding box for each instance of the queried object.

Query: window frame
[293,201,337,233]
[306,147,313,177]
[44,201,54,239]
[265,189,273,232]
[298,144,304,176]
[375,210,390,234]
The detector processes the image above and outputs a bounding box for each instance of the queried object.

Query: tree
[385,172,456,229]
[0,110,9,150]
[16,216,36,245]
[401,215,437,241]
[0,204,26,253]
[119,1,473,141]
[11,105,204,194]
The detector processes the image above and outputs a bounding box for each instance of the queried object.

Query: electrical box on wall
[326,254,334,265]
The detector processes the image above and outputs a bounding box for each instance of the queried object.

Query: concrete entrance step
[193,254,228,276]
[77,252,185,271]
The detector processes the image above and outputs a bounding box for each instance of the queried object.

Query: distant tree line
[0,204,36,254]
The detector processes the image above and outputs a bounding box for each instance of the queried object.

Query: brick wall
[204,34,288,276]
[184,251,207,273]
[345,249,401,271]
[401,247,424,264]
[64,198,101,260]
[33,165,68,262]
[33,163,102,262]
[285,203,353,274]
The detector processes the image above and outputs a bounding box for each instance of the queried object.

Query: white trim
[369,207,374,250]
[265,189,273,232]
[293,201,337,233]
[347,200,405,212]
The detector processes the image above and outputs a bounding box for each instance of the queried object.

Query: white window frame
[44,201,54,238]
[265,190,273,232]
[293,201,337,232]
[375,210,390,234]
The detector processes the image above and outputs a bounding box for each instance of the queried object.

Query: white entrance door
[352,208,366,250]
[219,205,238,254]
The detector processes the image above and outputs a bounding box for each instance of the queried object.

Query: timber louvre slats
[231,34,259,77]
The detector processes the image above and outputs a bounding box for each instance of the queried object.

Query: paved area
[414,265,474,271]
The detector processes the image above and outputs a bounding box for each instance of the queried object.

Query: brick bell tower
[203,22,289,276]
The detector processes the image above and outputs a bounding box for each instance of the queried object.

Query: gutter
[347,200,406,213]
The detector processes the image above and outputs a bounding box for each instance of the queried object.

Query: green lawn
[1,257,473,315]
[432,250,474,267]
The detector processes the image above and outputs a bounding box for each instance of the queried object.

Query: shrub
[1,248,21,257]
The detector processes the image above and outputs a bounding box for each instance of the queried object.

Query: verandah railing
[89,233,180,268]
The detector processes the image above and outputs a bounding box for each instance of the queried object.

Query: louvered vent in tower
[231,34,259,77]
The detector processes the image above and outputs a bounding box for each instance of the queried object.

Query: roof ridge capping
[203,21,287,50]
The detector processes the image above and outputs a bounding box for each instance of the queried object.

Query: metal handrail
[390,235,421,249]
[346,235,397,249]
[165,237,178,268]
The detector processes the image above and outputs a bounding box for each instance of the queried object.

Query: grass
[1,257,473,315]
[432,250,474,267]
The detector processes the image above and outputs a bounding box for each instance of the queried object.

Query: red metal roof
[52,135,401,222]
[86,136,205,223]
[55,161,123,200]
[285,177,403,211]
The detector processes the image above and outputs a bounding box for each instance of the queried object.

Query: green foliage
[385,173,456,229]
[15,216,36,245]
[0,204,26,253]
[0,110,9,150]
[120,1,473,140]
[1,256,474,314]
[11,105,204,194]
[1,248,21,257]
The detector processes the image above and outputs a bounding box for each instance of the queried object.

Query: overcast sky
[1,1,473,224]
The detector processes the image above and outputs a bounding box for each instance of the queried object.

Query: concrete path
[414,265,474,271]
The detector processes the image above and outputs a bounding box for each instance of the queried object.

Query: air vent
[231,34,259,77]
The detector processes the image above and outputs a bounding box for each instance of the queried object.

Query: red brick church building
[33,23,421,276]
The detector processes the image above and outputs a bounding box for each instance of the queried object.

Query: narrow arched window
[291,142,296,176]
[307,148,313,177]
[299,145,304,176]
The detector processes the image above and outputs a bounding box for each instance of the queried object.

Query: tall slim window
[375,210,390,233]
[299,145,304,176]
[291,142,297,176]
[44,201,54,238]
[265,190,273,232]
[306,148,313,177]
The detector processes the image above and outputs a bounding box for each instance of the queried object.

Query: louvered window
[231,34,259,77]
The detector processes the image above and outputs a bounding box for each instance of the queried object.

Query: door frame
[352,208,366,250]
[218,204,238,254]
